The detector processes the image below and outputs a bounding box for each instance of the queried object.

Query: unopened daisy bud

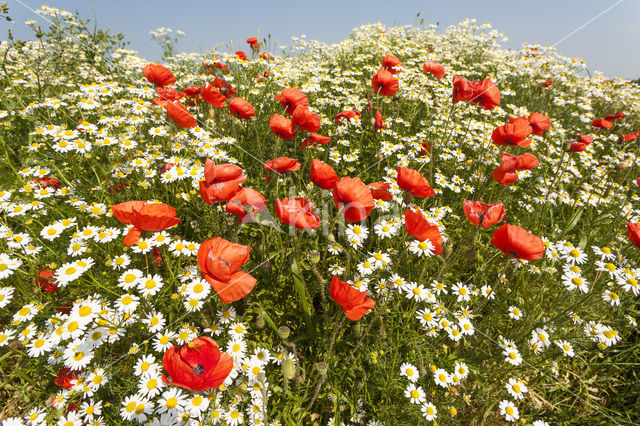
[316,362,328,376]
[283,359,295,380]
[308,251,320,264]
[430,364,437,373]
[278,326,290,339]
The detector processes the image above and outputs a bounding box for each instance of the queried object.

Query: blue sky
[2,0,639,79]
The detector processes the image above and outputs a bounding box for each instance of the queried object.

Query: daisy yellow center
[605,263,615,271]
[506,406,514,415]
[193,284,203,293]
[192,396,203,406]
[509,352,517,359]
[427,406,434,415]
[230,411,240,419]
[513,384,521,393]
[602,247,611,254]
[252,366,261,375]
[145,280,156,289]
[121,296,133,305]
[160,336,169,344]
[418,242,428,250]
[569,249,580,257]
[92,375,102,385]
[439,374,447,382]
[74,352,84,361]
[141,362,149,371]
[412,288,421,295]
[146,379,157,389]
[382,226,389,232]
[18,307,30,316]
[410,390,420,398]
[571,277,582,285]
[563,344,570,351]
[47,229,57,235]
[34,338,45,348]
[135,404,145,414]
[65,267,77,275]
[232,343,240,351]
[125,274,136,283]
[604,330,617,338]
[166,397,178,408]
[79,306,91,317]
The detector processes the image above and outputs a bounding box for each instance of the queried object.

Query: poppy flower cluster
[568,134,594,152]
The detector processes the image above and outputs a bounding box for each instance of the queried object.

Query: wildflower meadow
[0,4,639,425]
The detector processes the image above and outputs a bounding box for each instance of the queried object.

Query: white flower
[399,363,419,382]
[498,399,519,422]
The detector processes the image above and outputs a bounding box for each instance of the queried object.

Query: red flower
[463,200,506,229]
[275,198,321,229]
[162,336,233,392]
[422,61,446,79]
[311,159,338,190]
[275,88,308,115]
[246,37,260,49]
[157,86,184,101]
[329,276,375,320]
[202,83,227,108]
[235,51,248,60]
[142,63,176,87]
[264,157,301,174]
[292,106,321,132]
[199,159,247,204]
[381,54,402,74]
[620,131,640,143]
[627,223,640,247]
[368,182,393,200]
[111,201,182,246]
[492,152,539,186]
[228,97,255,120]
[470,78,500,110]
[269,114,297,140]
[31,177,61,190]
[491,223,545,261]
[225,188,266,223]
[301,133,331,149]
[374,109,386,131]
[55,367,81,389]
[492,117,533,147]
[335,110,361,124]
[568,134,594,152]
[404,209,443,254]
[593,119,613,130]
[163,101,197,128]
[182,85,201,98]
[541,80,553,87]
[197,237,256,303]
[452,76,474,103]
[36,268,58,292]
[605,112,624,122]
[371,69,399,96]
[528,112,551,136]
[397,166,435,198]
[332,177,375,223]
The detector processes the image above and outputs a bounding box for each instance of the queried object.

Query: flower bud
[352,322,362,337]
[316,362,328,376]
[282,359,295,380]
[278,326,290,339]
[255,311,265,330]
[308,251,320,264]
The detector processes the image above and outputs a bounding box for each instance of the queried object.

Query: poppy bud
[278,326,291,339]
[352,322,362,337]
[308,251,320,264]
[255,311,265,330]
[282,359,296,380]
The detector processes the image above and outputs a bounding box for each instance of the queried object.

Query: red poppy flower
[36,268,58,292]
[528,112,551,136]
[55,367,81,389]
[31,177,62,190]
[620,130,640,143]
[463,200,506,229]
[260,52,274,60]
[491,223,545,261]
[329,276,375,320]
[183,85,201,98]
[292,105,321,132]
[452,76,474,103]
[202,84,227,108]
[229,97,255,120]
[264,157,301,174]
[381,54,402,74]
[235,51,248,60]
[157,86,184,101]
[422,61,446,79]
[335,110,361,124]
[627,223,640,247]
[368,182,393,200]
[593,118,613,130]
[246,37,260,49]
[199,159,247,204]
[269,114,297,140]
[162,336,233,392]
[163,101,197,128]
[568,134,593,152]
[470,78,500,110]
[197,237,256,303]
[492,152,539,186]
[311,159,338,190]
[492,117,533,147]
[142,63,176,87]
[374,109,386,131]
[332,177,376,222]
[404,209,443,254]
[605,112,624,122]
[275,198,321,229]
[210,77,235,99]
[541,80,553,87]
[275,88,308,115]
[397,166,435,198]
[371,69,399,96]
[301,133,331,149]
[111,201,182,246]
[225,188,266,223]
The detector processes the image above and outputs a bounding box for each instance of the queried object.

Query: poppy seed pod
[278,326,291,339]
